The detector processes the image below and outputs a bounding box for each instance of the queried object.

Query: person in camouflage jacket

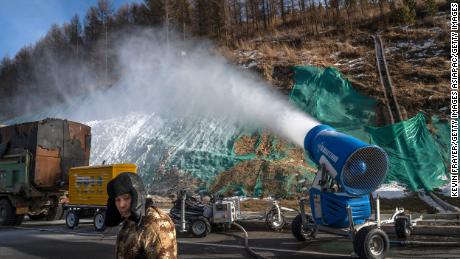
[105,172,177,259]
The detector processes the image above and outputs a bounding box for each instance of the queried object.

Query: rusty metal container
[0,118,91,190]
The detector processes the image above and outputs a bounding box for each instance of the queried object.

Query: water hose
[232,222,268,259]
[391,240,460,247]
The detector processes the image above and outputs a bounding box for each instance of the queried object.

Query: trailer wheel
[66,210,79,229]
[395,217,411,239]
[291,214,317,241]
[0,199,18,226]
[94,211,106,232]
[353,226,389,259]
[190,217,210,238]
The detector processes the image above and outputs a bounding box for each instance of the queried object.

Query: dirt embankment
[210,131,316,198]
[220,12,450,123]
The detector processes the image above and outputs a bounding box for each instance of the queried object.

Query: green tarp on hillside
[290,66,448,192]
[366,114,447,191]
[290,66,376,142]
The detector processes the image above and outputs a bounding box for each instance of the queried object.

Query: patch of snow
[428,27,442,33]
[373,182,409,199]
[394,39,439,57]
[439,107,448,111]
[420,38,435,48]
[243,60,258,69]
[386,46,399,53]
[433,50,445,56]
[334,57,364,68]
[396,42,411,48]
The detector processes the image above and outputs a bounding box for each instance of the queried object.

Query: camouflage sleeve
[141,208,177,259]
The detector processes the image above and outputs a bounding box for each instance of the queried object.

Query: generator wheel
[395,217,411,239]
[66,210,79,229]
[291,214,317,241]
[353,226,389,259]
[94,211,106,232]
[0,199,19,226]
[266,209,286,231]
[190,217,210,238]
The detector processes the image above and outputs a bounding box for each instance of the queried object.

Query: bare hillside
[220,11,450,124]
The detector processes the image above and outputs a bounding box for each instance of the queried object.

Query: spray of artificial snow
[3,29,319,148]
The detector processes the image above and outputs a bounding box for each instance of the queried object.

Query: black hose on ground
[232,222,269,259]
[391,240,460,247]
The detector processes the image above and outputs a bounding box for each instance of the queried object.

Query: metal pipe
[299,198,307,225]
[274,201,281,223]
[347,205,355,237]
[181,192,186,232]
[377,194,381,228]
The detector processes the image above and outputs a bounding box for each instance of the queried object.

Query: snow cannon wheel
[395,216,411,239]
[266,209,286,231]
[291,214,317,241]
[66,210,79,229]
[190,217,211,238]
[353,226,389,259]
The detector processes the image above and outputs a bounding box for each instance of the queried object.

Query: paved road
[0,219,459,259]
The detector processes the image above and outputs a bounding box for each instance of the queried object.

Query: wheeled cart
[63,163,137,231]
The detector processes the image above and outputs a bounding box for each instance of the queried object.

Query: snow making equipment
[291,124,394,259]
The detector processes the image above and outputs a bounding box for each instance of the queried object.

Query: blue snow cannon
[304,124,389,196]
[292,124,392,259]
[303,125,389,228]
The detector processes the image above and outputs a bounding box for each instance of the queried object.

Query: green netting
[290,66,376,142]
[290,66,448,192]
[366,114,447,191]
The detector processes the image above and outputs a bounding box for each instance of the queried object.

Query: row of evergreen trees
[0,0,440,119]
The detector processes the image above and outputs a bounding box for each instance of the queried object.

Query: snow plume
[96,29,318,147]
[1,28,323,193]
[3,28,319,161]
[5,28,317,147]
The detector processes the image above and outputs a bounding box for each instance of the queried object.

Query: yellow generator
[64,164,137,231]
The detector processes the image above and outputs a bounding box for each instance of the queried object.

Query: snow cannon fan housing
[304,125,389,196]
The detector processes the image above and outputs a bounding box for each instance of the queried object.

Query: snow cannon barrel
[304,125,389,196]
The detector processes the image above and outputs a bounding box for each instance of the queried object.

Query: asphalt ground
[0,218,459,259]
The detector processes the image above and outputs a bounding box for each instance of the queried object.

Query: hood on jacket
[105,172,147,227]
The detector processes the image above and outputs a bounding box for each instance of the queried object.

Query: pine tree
[64,15,83,58]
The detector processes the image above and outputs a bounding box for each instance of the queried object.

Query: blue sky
[0,0,141,60]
